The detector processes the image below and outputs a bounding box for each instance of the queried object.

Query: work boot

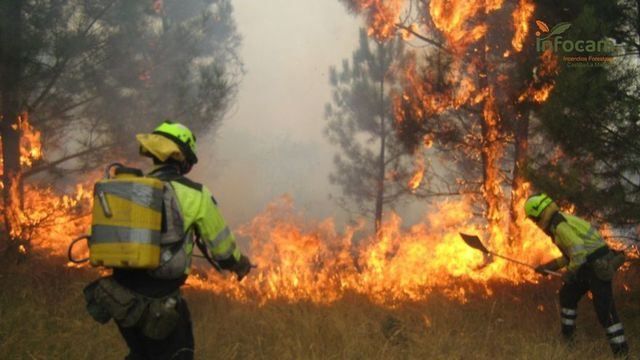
[610,342,629,359]
[561,324,576,348]
[605,323,628,359]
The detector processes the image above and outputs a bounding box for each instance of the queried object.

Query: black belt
[586,246,610,263]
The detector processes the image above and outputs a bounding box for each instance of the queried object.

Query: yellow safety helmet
[524,193,554,219]
[137,120,198,166]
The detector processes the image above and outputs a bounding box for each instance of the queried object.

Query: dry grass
[1,254,638,360]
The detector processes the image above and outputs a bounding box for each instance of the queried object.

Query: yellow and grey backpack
[89,164,164,268]
[69,163,192,278]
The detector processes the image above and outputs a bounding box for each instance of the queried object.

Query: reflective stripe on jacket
[552,212,606,273]
[149,165,241,277]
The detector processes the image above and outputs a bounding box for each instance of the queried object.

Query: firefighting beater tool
[459,233,562,277]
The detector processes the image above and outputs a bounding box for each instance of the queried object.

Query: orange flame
[511,0,535,52]
[1,112,42,175]
[407,152,425,192]
[354,0,404,40]
[9,182,92,250]
[1,114,92,250]
[17,113,42,167]
[188,196,560,305]
[428,0,496,53]
[519,50,558,103]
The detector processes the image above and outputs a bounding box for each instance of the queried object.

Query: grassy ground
[1,254,638,359]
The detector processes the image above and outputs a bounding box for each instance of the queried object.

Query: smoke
[191,0,428,231]
[194,129,342,227]
[192,1,359,228]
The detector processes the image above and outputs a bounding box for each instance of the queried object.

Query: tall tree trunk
[477,33,505,250]
[479,90,504,249]
[636,0,640,56]
[508,110,530,246]
[374,68,386,233]
[0,0,25,250]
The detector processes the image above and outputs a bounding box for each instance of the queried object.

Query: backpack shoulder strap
[545,211,566,237]
[172,177,203,191]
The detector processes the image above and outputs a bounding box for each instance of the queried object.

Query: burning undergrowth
[0,114,93,256]
[188,195,561,306]
[2,140,632,308]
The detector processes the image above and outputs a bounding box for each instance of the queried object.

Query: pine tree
[530,2,640,231]
[325,29,417,231]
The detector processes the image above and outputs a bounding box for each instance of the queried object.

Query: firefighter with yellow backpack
[526,194,628,357]
[77,121,252,360]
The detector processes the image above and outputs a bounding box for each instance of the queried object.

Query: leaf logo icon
[536,21,572,40]
[536,20,550,33]
[548,22,572,36]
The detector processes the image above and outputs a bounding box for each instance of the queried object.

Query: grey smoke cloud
[192,0,428,229]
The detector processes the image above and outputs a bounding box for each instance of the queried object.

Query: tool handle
[489,252,535,269]
[489,252,562,277]
[543,269,562,277]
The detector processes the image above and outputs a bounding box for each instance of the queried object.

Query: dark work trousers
[558,266,628,357]
[117,298,194,360]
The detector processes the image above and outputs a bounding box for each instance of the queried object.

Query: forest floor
[1,252,639,360]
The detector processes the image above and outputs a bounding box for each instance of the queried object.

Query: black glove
[230,254,253,281]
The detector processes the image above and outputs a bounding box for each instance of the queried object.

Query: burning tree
[325,29,423,231]
[0,111,91,256]
[339,0,557,252]
[187,1,632,306]
[0,0,242,254]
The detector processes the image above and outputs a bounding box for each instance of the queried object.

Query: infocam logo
[535,20,615,54]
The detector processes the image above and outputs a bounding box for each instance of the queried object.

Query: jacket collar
[148,164,182,180]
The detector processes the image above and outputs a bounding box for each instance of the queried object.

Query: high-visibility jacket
[113,165,240,296]
[550,212,607,273]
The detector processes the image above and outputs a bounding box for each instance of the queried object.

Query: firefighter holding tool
[525,193,628,357]
[80,120,252,360]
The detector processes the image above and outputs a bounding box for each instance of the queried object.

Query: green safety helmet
[152,120,198,165]
[524,193,554,219]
